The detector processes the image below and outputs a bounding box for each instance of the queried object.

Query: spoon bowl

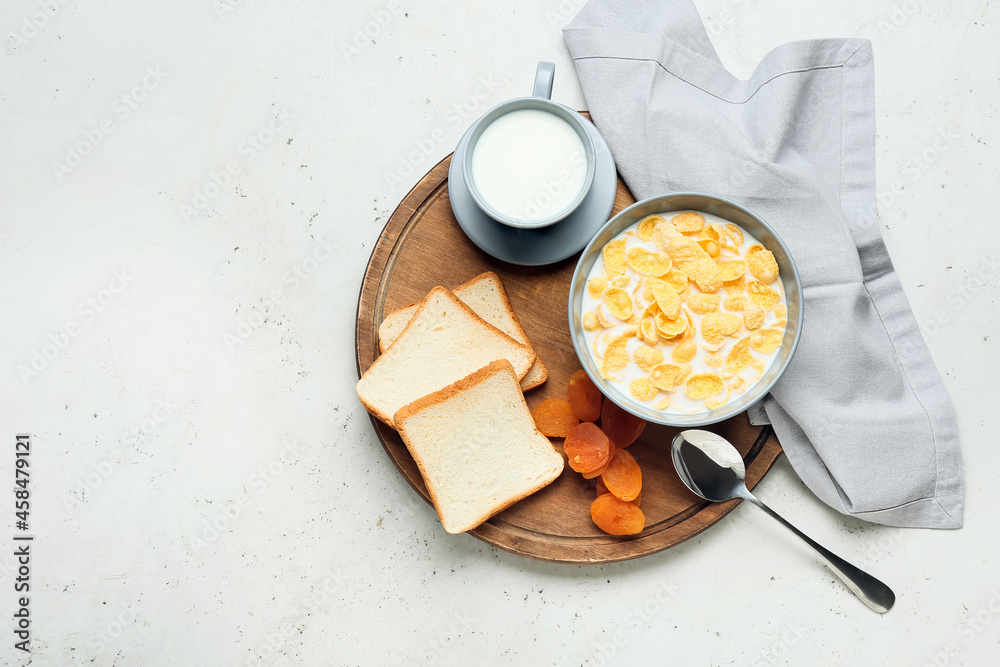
[670,429,749,503]
[671,430,896,614]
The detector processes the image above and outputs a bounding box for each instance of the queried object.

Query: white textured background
[1,1,997,665]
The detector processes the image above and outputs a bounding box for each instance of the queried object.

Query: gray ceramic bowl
[568,192,804,427]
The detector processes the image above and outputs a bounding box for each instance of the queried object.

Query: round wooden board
[356,145,783,564]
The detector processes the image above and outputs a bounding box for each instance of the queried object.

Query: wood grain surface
[355,141,783,564]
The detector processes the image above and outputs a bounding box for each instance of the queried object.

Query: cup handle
[532,62,555,100]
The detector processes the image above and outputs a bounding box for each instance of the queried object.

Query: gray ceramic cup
[462,62,597,229]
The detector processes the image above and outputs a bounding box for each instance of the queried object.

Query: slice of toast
[394,360,565,534]
[357,287,536,427]
[378,272,548,390]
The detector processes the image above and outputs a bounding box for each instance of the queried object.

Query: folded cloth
[564,0,963,528]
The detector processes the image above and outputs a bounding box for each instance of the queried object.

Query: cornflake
[743,302,766,330]
[704,353,724,369]
[588,276,607,297]
[650,363,690,391]
[655,312,687,337]
[602,239,627,277]
[747,246,780,284]
[716,260,748,282]
[726,337,754,374]
[663,269,688,293]
[639,317,659,345]
[627,247,671,276]
[698,239,721,258]
[634,345,665,373]
[603,288,633,321]
[723,294,747,311]
[705,388,732,410]
[671,211,705,233]
[723,275,747,294]
[686,373,724,400]
[750,328,784,354]
[650,279,681,319]
[596,305,616,329]
[687,292,720,314]
[629,377,659,401]
[724,224,744,247]
[610,275,631,289]
[602,335,632,374]
[671,340,697,363]
[637,215,666,242]
[748,281,781,309]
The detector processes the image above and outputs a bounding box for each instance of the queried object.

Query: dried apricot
[563,422,610,474]
[601,449,642,502]
[583,441,616,479]
[591,493,645,535]
[531,398,579,438]
[567,370,602,422]
[595,477,609,496]
[601,400,646,449]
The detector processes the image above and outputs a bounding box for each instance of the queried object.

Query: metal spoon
[671,429,895,614]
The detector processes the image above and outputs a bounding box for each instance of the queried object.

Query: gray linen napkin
[564,0,963,528]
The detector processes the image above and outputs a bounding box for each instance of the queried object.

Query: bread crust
[520,359,548,391]
[376,272,548,390]
[393,358,512,424]
[357,286,536,427]
[394,359,563,534]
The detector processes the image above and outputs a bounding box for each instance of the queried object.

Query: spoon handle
[743,494,896,614]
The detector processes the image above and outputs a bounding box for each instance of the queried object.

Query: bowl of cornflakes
[569,192,803,427]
